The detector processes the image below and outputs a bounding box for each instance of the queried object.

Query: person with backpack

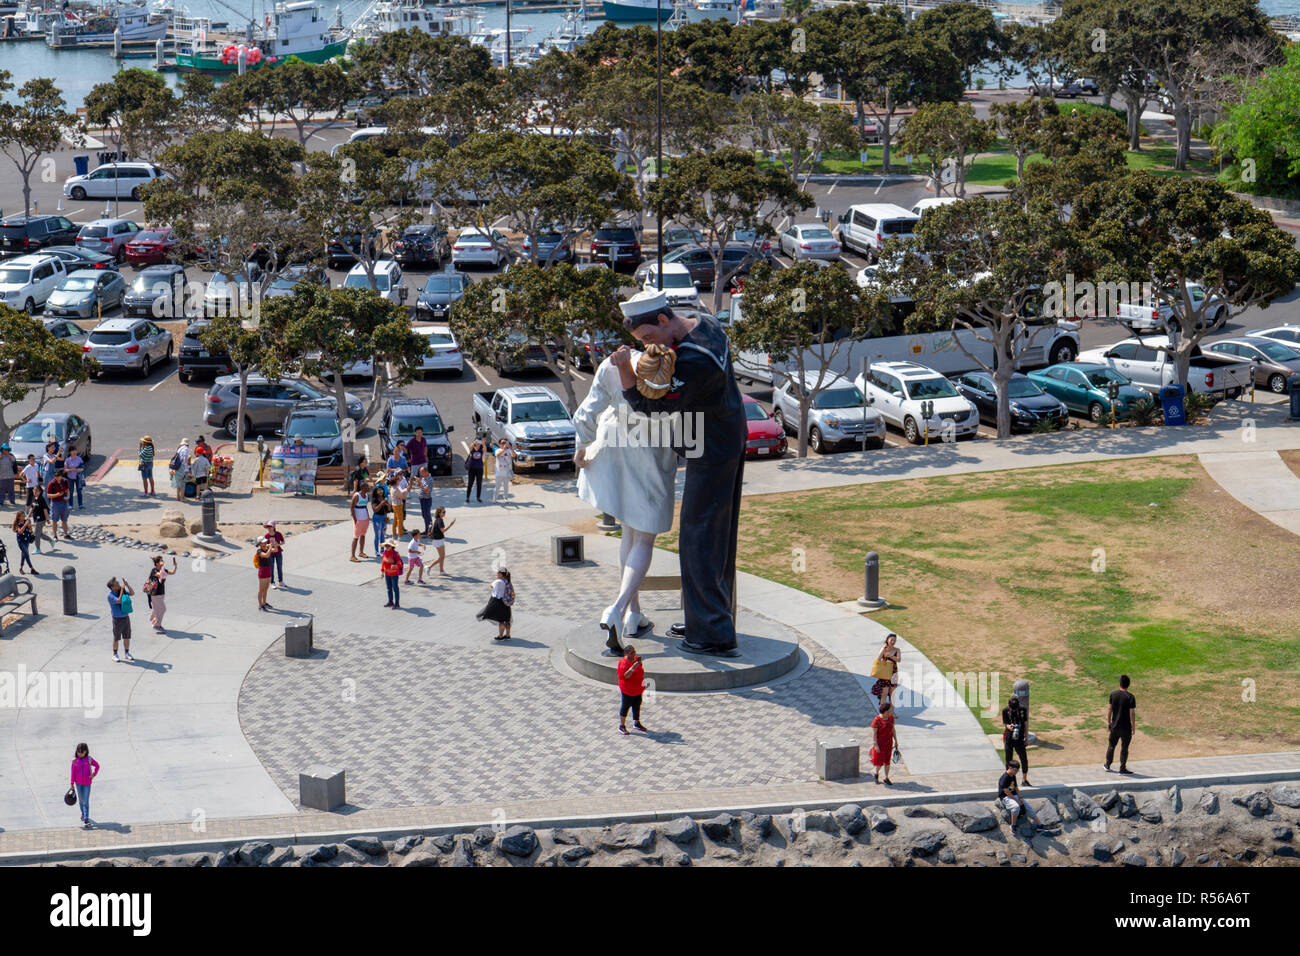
[254,539,274,611]
[169,440,190,502]
[380,541,404,608]
[107,578,134,663]
[262,521,285,589]
[11,508,36,574]
[70,743,100,829]
[144,555,177,632]
[477,567,513,640]
[138,436,156,496]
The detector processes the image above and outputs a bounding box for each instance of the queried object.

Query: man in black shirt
[997,760,1040,830]
[1105,674,1137,774]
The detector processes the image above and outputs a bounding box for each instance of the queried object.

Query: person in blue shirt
[385,442,409,481]
[106,577,135,664]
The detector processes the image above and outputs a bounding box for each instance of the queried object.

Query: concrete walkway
[1198,450,1300,537]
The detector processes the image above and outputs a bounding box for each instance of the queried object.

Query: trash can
[1159,384,1186,426]
[73,154,89,177]
[1290,374,1300,421]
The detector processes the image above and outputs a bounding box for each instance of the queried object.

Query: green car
[1027,363,1151,423]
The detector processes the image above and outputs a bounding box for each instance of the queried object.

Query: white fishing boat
[45,2,167,47]
[738,0,783,23]
[469,24,537,68]
[351,1,480,44]
[694,0,736,10]
[3,2,86,40]
[173,0,349,72]
[538,0,590,54]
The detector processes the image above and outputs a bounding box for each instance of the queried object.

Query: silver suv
[771,369,886,453]
[204,375,364,438]
[84,317,173,378]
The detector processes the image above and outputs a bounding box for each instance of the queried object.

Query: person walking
[404,530,425,585]
[870,700,900,785]
[998,760,1042,831]
[416,466,434,534]
[144,555,177,632]
[380,540,404,608]
[492,439,513,502]
[46,468,71,540]
[391,469,409,539]
[1105,674,1137,774]
[107,577,134,663]
[370,482,391,557]
[430,506,454,574]
[137,436,156,496]
[465,438,485,503]
[617,644,648,735]
[70,743,100,829]
[0,443,17,506]
[262,521,285,589]
[349,481,371,561]
[11,509,36,574]
[21,454,40,508]
[1002,696,1032,787]
[63,447,85,510]
[870,633,901,708]
[477,568,513,640]
[254,539,274,611]
[29,486,52,553]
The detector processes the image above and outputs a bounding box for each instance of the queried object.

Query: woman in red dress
[870,701,900,785]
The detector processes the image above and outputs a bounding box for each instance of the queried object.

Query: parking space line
[467,361,491,386]
[148,367,178,391]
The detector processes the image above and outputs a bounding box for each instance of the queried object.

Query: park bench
[0,573,37,636]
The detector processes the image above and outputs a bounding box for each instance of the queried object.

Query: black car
[394,225,450,268]
[327,231,378,270]
[40,245,117,270]
[0,215,82,258]
[952,370,1069,432]
[634,243,760,292]
[589,226,642,272]
[1053,83,1086,99]
[280,400,345,466]
[178,319,236,383]
[661,226,703,251]
[415,271,470,319]
[123,264,188,318]
[379,397,456,475]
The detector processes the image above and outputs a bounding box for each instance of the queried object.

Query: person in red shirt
[380,541,404,609]
[617,644,648,735]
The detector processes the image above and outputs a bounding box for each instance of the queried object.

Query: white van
[835,203,919,261]
[910,197,960,219]
[343,259,408,307]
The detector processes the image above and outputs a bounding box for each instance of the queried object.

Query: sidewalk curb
[3,767,1295,866]
[90,448,123,483]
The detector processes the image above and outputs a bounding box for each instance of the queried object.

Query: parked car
[633,243,760,292]
[493,333,552,375]
[412,325,464,376]
[521,229,574,264]
[779,223,842,261]
[856,360,979,444]
[1027,363,1151,422]
[42,317,89,348]
[1054,82,1087,98]
[471,385,575,471]
[83,317,172,378]
[741,395,788,459]
[952,370,1069,431]
[452,227,509,269]
[6,412,91,463]
[1204,337,1300,394]
[589,225,642,271]
[415,271,470,319]
[342,259,408,306]
[910,197,960,220]
[642,261,700,308]
[326,230,378,270]
[122,228,179,265]
[275,401,347,466]
[773,369,886,452]
[123,264,187,318]
[661,225,703,251]
[0,253,67,313]
[568,328,622,369]
[834,204,918,262]
[1076,335,1252,397]
[178,319,235,383]
[1246,324,1300,348]
[1114,282,1226,332]
[63,162,167,201]
[75,219,142,261]
[379,397,456,474]
[263,263,329,300]
[0,215,81,257]
[202,270,260,318]
[204,375,364,438]
[393,224,450,268]
[732,227,774,259]
[40,245,116,270]
[44,269,126,319]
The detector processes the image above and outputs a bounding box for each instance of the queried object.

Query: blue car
[1027,363,1151,423]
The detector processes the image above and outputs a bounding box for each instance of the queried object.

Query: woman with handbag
[11,509,36,574]
[870,701,900,785]
[870,633,901,707]
[145,555,177,632]
[69,742,100,829]
[1001,696,1032,787]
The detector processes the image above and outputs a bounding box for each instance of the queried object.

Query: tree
[263,284,432,474]
[895,101,993,198]
[737,93,856,187]
[0,75,82,220]
[890,196,1072,438]
[348,30,494,99]
[1002,22,1069,96]
[1069,174,1300,387]
[1211,44,1300,196]
[449,262,624,411]
[83,68,177,162]
[264,60,355,151]
[1056,0,1153,151]
[0,308,92,444]
[197,312,287,453]
[989,97,1058,181]
[914,2,1004,90]
[671,19,748,96]
[1036,106,1127,167]
[649,147,812,311]
[728,261,885,457]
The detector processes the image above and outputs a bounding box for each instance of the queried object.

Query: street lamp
[656,0,663,290]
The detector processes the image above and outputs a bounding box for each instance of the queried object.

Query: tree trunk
[797,395,810,458]
[235,368,251,454]
[1122,90,1142,151]
[21,177,32,220]
[1173,101,1192,171]
[993,324,1014,440]
[334,370,355,475]
[1016,149,1026,181]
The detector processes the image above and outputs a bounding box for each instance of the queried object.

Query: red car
[742,395,787,459]
[123,228,178,265]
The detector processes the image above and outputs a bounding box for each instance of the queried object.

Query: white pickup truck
[1076,336,1252,397]
[1114,282,1228,333]
[471,385,576,471]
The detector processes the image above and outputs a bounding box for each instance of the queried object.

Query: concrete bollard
[201,492,218,537]
[299,765,345,811]
[817,736,860,781]
[596,512,620,532]
[61,566,77,616]
[284,615,313,658]
[857,551,887,611]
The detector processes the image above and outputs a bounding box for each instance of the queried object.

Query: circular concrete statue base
[563,610,801,692]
